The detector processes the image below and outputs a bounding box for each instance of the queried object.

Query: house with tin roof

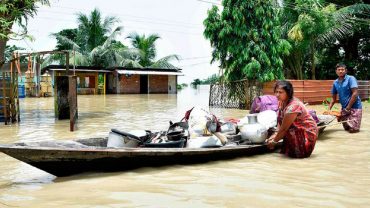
[42,65,183,95]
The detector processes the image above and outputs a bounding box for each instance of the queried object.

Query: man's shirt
[331,75,362,109]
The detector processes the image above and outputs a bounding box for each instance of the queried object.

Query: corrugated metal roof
[48,68,112,73]
[116,70,184,76]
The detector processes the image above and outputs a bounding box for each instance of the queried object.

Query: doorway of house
[140,75,148,94]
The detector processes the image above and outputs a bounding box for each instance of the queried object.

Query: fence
[0,72,20,124]
[210,79,369,109]
[209,80,263,109]
[263,80,370,104]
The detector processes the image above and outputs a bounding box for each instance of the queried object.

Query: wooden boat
[0,139,276,177]
[0,115,335,177]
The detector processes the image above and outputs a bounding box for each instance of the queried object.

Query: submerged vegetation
[191,74,220,87]
[176,83,188,90]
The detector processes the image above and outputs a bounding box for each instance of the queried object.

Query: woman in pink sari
[266,80,318,158]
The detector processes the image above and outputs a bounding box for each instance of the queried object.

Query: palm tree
[281,0,370,79]
[127,32,180,69]
[47,9,139,67]
[76,8,120,52]
[47,27,139,68]
[4,45,25,62]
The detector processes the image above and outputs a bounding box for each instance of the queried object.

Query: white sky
[8,0,222,84]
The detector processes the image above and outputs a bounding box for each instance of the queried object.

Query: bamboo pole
[9,72,14,122]
[318,119,355,129]
[16,73,20,122]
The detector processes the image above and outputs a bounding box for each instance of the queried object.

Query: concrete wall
[168,75,177,94]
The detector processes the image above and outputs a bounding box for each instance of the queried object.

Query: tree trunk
[283,50,304,80]
[310,43,316,80]
[343,35,359,61]
[0,39,7,69]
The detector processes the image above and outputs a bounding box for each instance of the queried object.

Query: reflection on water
[0,86,369,207]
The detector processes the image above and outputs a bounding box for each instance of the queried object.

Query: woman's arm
[267,112,298,149]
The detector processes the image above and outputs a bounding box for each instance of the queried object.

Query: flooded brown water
[0,86,369,208]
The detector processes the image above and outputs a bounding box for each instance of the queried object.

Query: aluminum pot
[239,114,268,143]
[107,129,145,148]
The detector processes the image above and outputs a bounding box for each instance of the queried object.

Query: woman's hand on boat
[265,136,276,150]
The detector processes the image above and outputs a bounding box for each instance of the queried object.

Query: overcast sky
[9,0,222,84]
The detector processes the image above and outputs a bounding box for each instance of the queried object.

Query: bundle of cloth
[250,95,320,124]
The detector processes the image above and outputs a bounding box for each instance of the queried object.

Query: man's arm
[329,94,337,110]
[345,88,359,110]
[329,83,337,110]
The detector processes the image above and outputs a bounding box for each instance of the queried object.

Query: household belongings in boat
[250,95,278,113]
[105,108,237,149]
[323,110,341,118]
[107,122,189,148]
[249,95,320,123]
[186,107,231,148]
[106,107,285,149]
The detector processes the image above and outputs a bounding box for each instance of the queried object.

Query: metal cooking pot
[239,114,268,143]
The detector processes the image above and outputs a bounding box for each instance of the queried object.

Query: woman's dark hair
[274,80,294,101]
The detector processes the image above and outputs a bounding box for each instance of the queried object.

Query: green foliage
[127,33,179,69]
[46,9,138,67]
[0,0,49,66]
[315,1,370,80]
[191,78,201,87]
[191,74,220,87]
[201,74,220,84]
[322,97,338,110]
[4,45,26,62]
[203,0,289,82]
[0,0,50,40]
[282,0,370,80]
[76,8,120,52]
[98,73,104,90]
[176,83,188,90]
[54,29,79,51]
[47,9,179,69]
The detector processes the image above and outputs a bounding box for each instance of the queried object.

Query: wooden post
[103,73,106,95]
[55,76,70,119]
[35,59,40,98]
[69,76,77,131]
[209,84,212,107]
[65,52,69,75]
[96,73,98,94]
[54,75,78,131]
[1,72,7,124]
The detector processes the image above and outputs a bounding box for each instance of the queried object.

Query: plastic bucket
[18,85,26,98]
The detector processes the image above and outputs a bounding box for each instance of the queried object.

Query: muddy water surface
[0,87,369,208]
